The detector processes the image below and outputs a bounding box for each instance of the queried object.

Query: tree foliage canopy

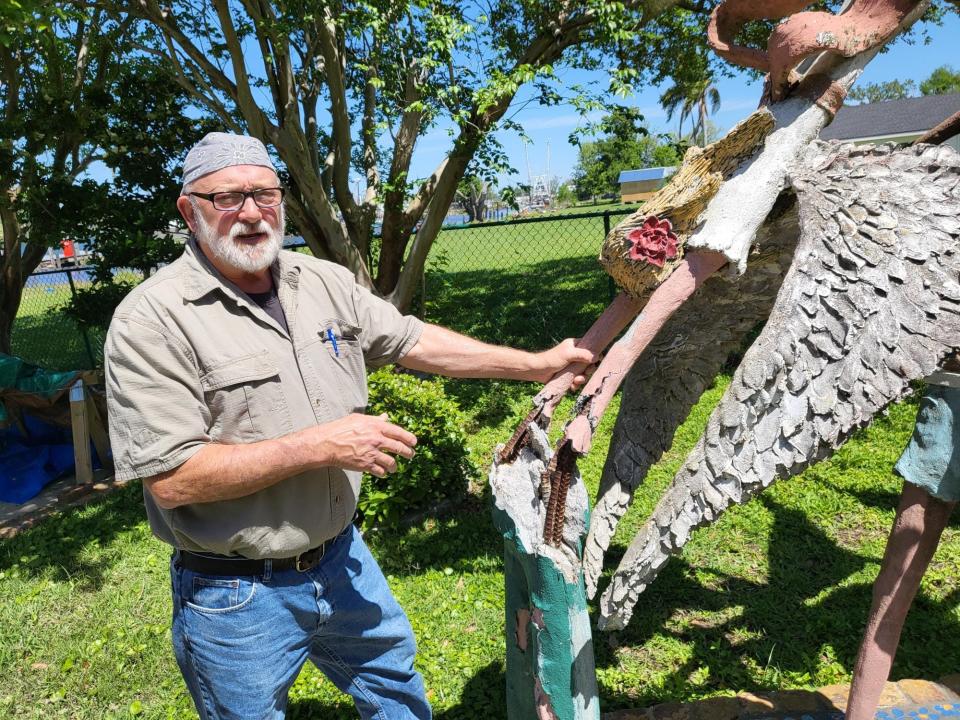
[848,64,960,104]
[919,64,960,96]
[110,0,743,308]
[572,108,681,200]
[0,2,207,351]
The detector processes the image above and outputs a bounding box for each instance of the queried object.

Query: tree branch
[314,6,360,222]
[134,0,242,110]
[361,40,381,205]
[210,0,271,138]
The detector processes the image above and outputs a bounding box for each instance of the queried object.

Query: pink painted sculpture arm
[496,293,645,464]
[709,0,921,105]
[844,483,956,720]
[534,293,645,420]
[564,251,727,455]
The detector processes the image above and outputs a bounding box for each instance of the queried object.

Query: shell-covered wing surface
[598,141,960,630]
[583,199,801,597]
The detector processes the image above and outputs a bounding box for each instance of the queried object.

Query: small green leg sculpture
[491,425,599,720]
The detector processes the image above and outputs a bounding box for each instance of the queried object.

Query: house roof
[618,166,677,184]
[820,93,960,141]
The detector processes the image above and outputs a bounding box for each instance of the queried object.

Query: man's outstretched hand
[527,338,598,385]
[314,413,417,477]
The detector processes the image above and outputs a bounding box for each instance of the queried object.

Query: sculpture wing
[583,200,801,597]
[598,141,960,630]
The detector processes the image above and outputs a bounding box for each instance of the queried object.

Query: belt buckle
[295,543,324,572]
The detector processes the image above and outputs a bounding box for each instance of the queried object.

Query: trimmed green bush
[360,367,479,529]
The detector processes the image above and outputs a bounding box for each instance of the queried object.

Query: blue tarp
[0,354,91,504]
[0,414,76,504]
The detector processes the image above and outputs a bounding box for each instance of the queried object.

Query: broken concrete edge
[601,677,960,720]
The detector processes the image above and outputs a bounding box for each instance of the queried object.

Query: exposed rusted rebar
[542,440,577,547]
[496,405,545,465]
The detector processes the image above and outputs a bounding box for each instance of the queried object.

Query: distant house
[820,93,960,150]
[618,166,677,203]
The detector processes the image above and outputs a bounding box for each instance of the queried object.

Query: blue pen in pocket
[326,327,340,357]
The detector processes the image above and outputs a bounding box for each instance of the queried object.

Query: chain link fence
[420,208,633,350]
[13,267,103,371]
[12,208,635,370]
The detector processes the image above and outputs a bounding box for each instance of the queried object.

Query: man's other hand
[528,338,598,384]
[314,414,417,477]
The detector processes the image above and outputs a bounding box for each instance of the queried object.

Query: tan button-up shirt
[104,240,423,558]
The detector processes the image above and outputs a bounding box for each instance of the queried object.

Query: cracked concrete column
[491,425,599,720]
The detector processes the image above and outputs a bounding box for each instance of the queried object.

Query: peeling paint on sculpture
[489,0,942,715]
[579,0,934,601]
[708,0,922,110]
[491,425,599,720]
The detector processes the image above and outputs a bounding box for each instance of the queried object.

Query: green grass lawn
[6,222,960,718]
[3,374,958,719]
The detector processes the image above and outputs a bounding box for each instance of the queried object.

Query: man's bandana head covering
[181,132,277,193]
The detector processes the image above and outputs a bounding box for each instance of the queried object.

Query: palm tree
[660,76,721,147]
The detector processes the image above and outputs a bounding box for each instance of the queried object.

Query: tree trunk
[375,230,410,297]
[0,235,47,358]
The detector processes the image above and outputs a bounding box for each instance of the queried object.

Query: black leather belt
[177,542,327,575]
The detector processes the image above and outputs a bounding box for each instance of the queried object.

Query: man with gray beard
[104,132,595,719]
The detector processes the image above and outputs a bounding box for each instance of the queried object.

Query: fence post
[603,211,616,300]
[66,268,97,369]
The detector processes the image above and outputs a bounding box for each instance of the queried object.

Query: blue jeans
[170,525,431,719]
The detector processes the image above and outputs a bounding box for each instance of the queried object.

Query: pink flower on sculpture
[626,215,679,268]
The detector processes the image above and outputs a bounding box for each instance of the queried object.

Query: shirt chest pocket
[200,351,292,442]
[307,319,368,417]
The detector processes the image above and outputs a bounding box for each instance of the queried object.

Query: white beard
[193,203,284,274]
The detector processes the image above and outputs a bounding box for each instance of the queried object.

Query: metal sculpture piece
[487,0,955,717]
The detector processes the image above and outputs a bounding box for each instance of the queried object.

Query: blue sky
[402,12,960,188]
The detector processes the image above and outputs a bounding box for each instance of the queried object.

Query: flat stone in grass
[602,679,960,720]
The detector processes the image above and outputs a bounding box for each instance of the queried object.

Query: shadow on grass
[0,480,147,589]
[593,494,960,710]
[819,478,960,529]
[368,497,503,578]
[285,661,507,720]
[433,661,507,719]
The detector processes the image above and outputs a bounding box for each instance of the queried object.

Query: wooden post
[84,392,112,474]
[69,380,93,485]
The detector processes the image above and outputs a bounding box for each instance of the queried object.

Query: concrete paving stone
[648,701,691,720]
[737,692,776,713]
[602,710,650,720]
[898,679,960,706]
[688,695,742,720]
[770,689,827,713]
[815,682,852,711]
[876,681,909,708]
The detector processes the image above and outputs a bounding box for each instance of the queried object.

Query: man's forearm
[145,413,417,510]
[145,428,321,510]
[400,325,549,381]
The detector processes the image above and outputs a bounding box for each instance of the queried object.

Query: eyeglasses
[188,187,285,211]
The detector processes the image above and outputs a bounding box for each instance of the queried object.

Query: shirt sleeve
[350,282,424,368]
[105,316,210,481]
